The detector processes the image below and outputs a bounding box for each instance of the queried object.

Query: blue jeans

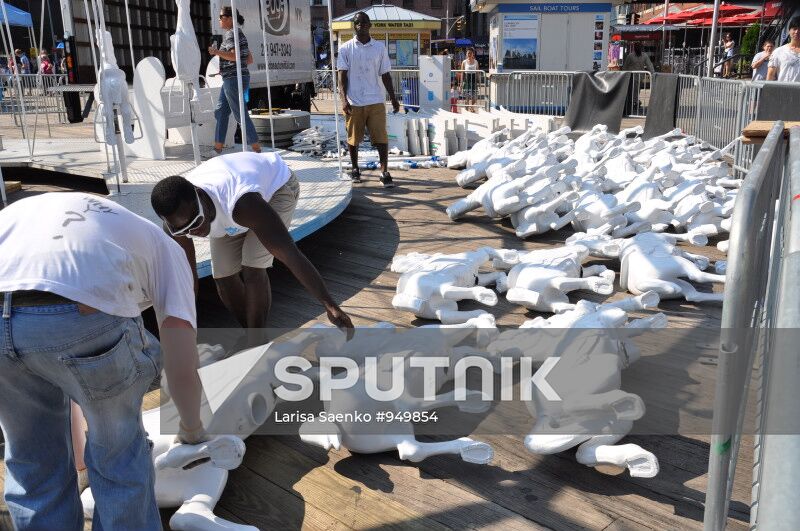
[215,75,259,146]
[0,293,162,531]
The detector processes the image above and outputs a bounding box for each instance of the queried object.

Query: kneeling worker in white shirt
[151,151,354,342]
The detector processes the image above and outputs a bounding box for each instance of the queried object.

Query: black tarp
[756,83,800,121]
[563,71,632,134]
[644,73,680,140]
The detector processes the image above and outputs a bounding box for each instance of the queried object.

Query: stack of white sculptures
[104,119,733,529]
[446,124,739,250]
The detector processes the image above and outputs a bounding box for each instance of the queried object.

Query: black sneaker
[380,171,395,188]
[349,168,362,183]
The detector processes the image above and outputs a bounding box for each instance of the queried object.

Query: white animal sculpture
[83,330,333,530]
[300,324,495,464]
[82,408,254,531]
[171,0,202,85]
[490,293,665,477]
[493,243,615,313]
[619,232,724,302]
[391,247,516,323]
[94,30,135,146]
[570,190,649,238]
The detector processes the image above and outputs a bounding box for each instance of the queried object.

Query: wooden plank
[3,181,21,194]
[742,120,800,139]
[276,435,543,531]
[218,464,353,531]
[240,436,446,530]
[0,156,754,530]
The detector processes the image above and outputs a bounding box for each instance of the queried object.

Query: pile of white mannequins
[91,122,733,530]
[384,122,734,487]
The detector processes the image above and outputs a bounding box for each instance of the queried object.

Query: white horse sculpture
[93,29,135,146]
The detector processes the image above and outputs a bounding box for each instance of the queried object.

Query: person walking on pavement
[767,17,800,83]
[207,6,262,157]
[337,11,400,188]
[751,40,774,81]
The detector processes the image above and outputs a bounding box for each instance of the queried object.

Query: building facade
[324,0,488,43]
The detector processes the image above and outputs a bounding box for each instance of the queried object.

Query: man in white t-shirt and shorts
[151,151,353,342]
[767,17,800,83]
[337,11,400,188]
[0,192,205,530]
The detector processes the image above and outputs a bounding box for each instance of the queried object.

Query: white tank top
[463,59,478,71]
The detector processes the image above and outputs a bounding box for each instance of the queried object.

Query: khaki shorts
[210,172,300,279]
[346,103,388,146]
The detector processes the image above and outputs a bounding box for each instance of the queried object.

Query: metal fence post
[704,121,786,531]
[754,126,800,530]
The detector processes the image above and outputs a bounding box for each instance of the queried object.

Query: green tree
[740,23,760,57]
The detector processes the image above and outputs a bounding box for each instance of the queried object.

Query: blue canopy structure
[0,3,33,28]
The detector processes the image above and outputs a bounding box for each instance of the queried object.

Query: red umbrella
[687,17,716,26]
[645,15,669,25]
[718,12,761,25]
[670,6,713,22]
[685,4,754,18]
[645,6,706,24]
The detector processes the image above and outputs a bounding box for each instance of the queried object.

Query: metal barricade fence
[753,126,800,530]
[1,74,69,126]
[702,121,790,530]
[490,71,574,115]
[450,69,489,112]
[312,68,335,101]
[489,70,650,118]
[626,71,652,118]
[312,69,421,110]
[676,74,700,135]
[675,74,761,176]
[695,77,751,155]
[388,69,419,110]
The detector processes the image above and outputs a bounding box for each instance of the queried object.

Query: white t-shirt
[768,44,800,83]
[185,151,291,238]
[0,193,196,328]
[336,37,391,107]
[752,51,770,80]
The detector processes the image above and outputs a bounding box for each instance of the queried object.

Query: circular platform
[0,139,351,278]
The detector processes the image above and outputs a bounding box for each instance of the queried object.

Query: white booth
[473,1,619,72]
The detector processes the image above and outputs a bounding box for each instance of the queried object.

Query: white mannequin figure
[81,329,337,530]
[511,188,581,238]
[447,159,578,221]
[171,0,201,85]
[391,247,516,323]
[570,190,648,238]
[494,243,615,313]
[619,232,724,302]
[81,410,254,531]
[94,30,135,146]
[168,0,205,164]
[489,293,665,477]
[300,324,495,464]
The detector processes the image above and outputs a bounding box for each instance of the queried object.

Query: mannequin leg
[575,435,659,478]
[396,437,493,464]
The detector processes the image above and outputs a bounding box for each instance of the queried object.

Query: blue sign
[497,3,613,13]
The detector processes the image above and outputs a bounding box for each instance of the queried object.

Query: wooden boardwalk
[0,165,751,530]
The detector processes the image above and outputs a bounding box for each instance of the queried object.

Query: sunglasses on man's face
[163,189,205,237]
[219,14,231,19]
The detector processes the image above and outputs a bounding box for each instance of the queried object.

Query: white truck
[210,0,314,92]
